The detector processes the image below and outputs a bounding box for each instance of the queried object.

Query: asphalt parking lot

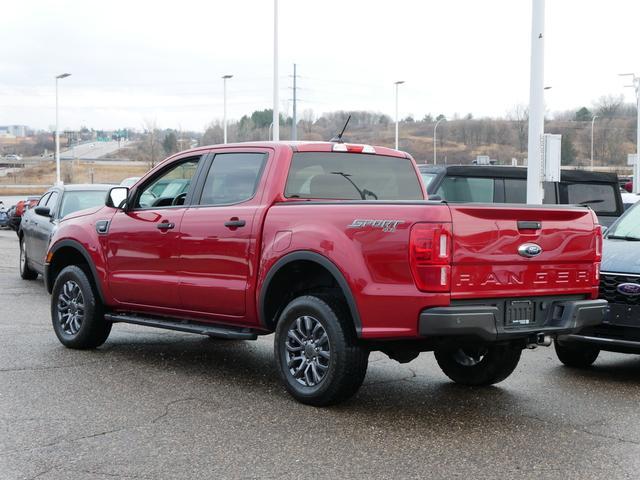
[1,229,640,479]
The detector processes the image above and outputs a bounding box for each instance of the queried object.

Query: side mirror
[34,206,51,217]
[107,187,129,210]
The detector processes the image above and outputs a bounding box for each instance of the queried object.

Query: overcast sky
[1,0,639,132]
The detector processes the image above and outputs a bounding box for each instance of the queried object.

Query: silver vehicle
[19,184,113,279]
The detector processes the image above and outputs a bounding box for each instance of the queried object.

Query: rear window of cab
[285,152,424,200]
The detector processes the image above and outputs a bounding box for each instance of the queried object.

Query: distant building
[0,125,28,137]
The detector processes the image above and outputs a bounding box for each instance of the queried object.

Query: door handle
[224,218,246,228]
[157,221,175,230]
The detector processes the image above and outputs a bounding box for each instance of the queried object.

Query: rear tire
[274,295,369,406]
[554,340,599,368]
[51,265,111,349]
[435,344,522,386]
[19,236,38,280]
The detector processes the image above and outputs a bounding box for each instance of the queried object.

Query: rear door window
[543,182,557,204]
[504,179,527,203]
[199,152,266,205]
[559,182,618,215]
[436,176,496,203]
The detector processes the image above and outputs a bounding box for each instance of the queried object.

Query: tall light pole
[526,0,545,204]
[433,117,445,165]
[222,74,233,144]
[272,0,280,141]
[291,63,297,141]
[55,73,71,185]
[620,73,640,194]
[394,80,405,150]
[590,115,598,170]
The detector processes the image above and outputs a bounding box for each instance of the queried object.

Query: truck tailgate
[448,204,600,299]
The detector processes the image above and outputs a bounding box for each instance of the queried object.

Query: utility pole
[526,0,545,204]
[55,73,71,185]
[292,63,298,141]
[394,80,405,150]
[222,74,233,144]
[620,73,640,194]
[272,0,280,141]
[590,115,598,170]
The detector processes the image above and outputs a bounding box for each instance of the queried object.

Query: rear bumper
[419,299,607,342]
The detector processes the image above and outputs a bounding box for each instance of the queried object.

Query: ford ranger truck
[43,142,606,406]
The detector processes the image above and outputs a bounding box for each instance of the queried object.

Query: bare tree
[300,109,315,136]
[508,105,529,153]
[140,118,163,169]
[594,95,624,118]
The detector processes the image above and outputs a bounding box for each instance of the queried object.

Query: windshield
[59,190,108,219]
[285,152,423,200]
[420,172,437,189]
[607,202,640,240]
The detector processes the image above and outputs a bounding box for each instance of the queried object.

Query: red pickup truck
[44,141,606,405]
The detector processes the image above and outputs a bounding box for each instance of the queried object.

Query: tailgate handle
[518,221,541,230]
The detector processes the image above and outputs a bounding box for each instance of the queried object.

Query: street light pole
[55,73,71,185]
[272,0,280,141]
[526,0,545,204]
[590,115,598,170]
[222,75,233,144]
[620,73,640,194]
[433,117,445,165]
[394,80,405,150]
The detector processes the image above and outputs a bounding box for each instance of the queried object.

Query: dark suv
[555,200,640,366]
[419,165,624,227]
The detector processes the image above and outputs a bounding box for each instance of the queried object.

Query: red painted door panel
[106,209,186,308]
[178,205,258,318]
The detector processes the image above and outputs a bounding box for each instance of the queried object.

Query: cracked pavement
[1,230,640,479]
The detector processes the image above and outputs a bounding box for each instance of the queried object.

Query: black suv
[419,165,624,227]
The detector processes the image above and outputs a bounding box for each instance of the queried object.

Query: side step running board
[104,313,258,340]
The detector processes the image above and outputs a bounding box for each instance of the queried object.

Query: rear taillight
[409,223,452,292]
[594,226,603,286]
[595,226,603,262]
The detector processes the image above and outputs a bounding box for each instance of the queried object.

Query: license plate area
[506,300,533,327]
[604,303,640,327]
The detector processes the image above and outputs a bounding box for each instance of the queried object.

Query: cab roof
[178,141,409,159]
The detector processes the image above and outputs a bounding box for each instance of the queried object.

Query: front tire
[274,295,369,406]
[19,236,38,280]
[51,265,111,349]
[435,344,522,386]
[554,340,599,368]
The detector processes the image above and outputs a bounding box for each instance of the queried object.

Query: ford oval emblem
[617,283,640,296]
[518,243,542,258]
